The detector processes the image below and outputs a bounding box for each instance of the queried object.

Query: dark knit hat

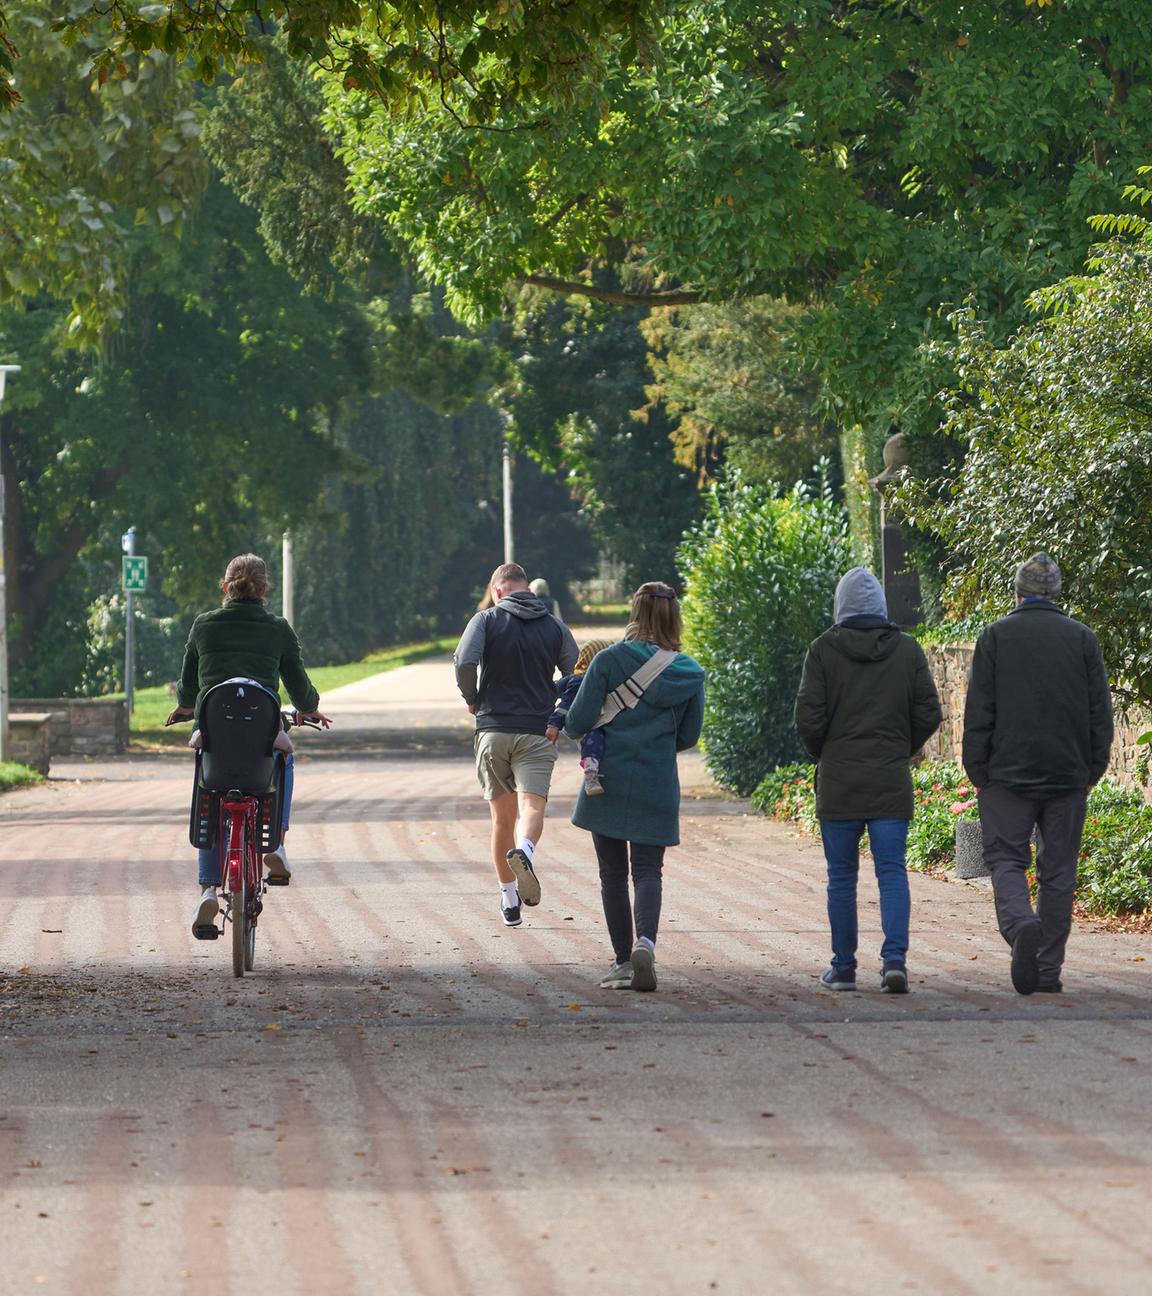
[1014,552,1062,598]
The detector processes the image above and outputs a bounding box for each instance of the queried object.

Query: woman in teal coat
[564,582,705,992]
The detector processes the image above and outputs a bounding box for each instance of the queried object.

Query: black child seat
[188,677,285,853]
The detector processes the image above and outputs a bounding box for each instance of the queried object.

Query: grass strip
[126,635,458,747]
[0,761,43,793]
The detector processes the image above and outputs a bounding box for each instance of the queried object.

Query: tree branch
[520,275,705,307]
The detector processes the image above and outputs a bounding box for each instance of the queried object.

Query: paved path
[2,656,1152,1294]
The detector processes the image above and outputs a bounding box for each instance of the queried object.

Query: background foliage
[898,230,1152,705]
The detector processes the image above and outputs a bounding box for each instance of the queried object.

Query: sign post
[121,534,146,716]
[0,364,20,763]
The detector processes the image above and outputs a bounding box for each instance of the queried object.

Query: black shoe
[1036,980,1063,994]
[501,901,522,927]
[1011,921,1043,995]
[881,962,909,994]
[506,848,541,906]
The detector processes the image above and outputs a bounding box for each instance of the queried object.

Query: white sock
[516,838,535,861]
[500,881,520,909]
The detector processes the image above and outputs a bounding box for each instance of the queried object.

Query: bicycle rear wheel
[231,869,247,978]
[243,896,256,971]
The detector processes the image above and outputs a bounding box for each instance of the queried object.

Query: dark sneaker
[630,941,657,992]
[820,966,856,990]
[881,962,909,994]
[583,768,605,797]
[1011,921,1044,995]
[501,900,522,927]
[599,961,633,989]
[192,887,219,940]
[506,848,541,906]
[1036,980,1063,994]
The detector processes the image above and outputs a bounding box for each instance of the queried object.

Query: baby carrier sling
[594,648,678,729]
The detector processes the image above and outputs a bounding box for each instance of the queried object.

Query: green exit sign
[122,556,149,591]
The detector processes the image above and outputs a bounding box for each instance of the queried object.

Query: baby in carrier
[547,639,612,795]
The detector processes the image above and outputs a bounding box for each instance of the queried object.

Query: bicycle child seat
[198,677,282,794]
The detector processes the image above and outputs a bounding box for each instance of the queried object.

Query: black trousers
[978,785,1088,983]
[591,833,666,965]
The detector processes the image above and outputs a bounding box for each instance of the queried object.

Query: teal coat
[564,641,705,846]
[177,600,320,719]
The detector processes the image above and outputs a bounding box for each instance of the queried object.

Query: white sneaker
[264,845,291,883]
[192,887,219,938]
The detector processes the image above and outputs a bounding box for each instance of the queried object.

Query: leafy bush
[1077,782,1152,916]
[678,472,849,794]
[750,763,819,836]
[898,228,1152,707]
[754,758,1152,915]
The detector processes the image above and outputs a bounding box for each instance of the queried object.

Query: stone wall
[8,713,52,774]
[10,698,129,756]
[921,645,1148,788]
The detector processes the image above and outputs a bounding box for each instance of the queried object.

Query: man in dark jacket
[455,563,578,926]
[795,568,942,993]
[963,553,1113,995]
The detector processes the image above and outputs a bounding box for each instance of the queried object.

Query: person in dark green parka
[167,553,329,936]
[564,582,705,993]
[794,568,941,994]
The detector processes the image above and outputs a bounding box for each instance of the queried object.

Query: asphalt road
[2,657,1151,1295]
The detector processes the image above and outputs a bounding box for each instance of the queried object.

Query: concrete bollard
[954,818,990,879]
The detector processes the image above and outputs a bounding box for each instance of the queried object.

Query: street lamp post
[501,412,515,565]
[0,364,20,763]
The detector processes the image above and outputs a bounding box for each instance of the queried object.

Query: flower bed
[752,760,1152,916]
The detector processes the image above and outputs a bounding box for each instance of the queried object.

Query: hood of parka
[824,623,904,663]
[497,591,550,620]
[833,567,888,624]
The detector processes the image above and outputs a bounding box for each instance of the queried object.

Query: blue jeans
[819,818,910,970]
[198,755,294,887]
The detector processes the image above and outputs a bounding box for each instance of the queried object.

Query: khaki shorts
[474,731,558,800]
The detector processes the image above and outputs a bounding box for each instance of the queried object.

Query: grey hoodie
[454,591,579,734]
[833,567,888,624]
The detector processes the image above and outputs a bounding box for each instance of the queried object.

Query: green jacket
[794,623,941,820]
[564,641,705,847]
[177,600,320,718]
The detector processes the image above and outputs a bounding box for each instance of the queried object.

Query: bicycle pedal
[265,876,290,887]
[192,924,220,941]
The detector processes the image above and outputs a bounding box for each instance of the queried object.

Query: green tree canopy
[325,0,1152,441]
[0,1,205,340]
[2,0,658,111]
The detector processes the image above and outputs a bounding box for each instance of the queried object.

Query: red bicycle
[174,680,325,977]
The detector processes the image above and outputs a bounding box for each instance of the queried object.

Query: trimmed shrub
[678,472,849,794]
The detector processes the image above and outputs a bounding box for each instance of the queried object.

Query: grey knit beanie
[1014,552,1062,598]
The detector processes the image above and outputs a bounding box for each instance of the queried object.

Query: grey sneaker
[599,961,633,989]
[506,848,541,906]
[192,887,219,939]
[630,941,657,992]
[881,962,909,994]
[264,845,291,884]
[583,768,605,797]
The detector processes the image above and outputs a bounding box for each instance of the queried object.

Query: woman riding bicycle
[166,553,330,937]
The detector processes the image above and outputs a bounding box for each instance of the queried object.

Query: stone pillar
[869,431,922,628]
